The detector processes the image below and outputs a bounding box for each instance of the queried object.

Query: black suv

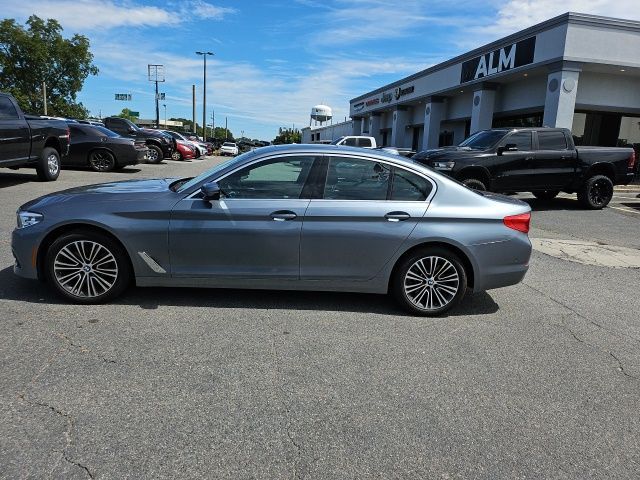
[103,117,173,163]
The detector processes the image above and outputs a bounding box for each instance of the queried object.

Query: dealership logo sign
[365,97,380,106]
[460,36,536,83]
[353,102,365,112]
[394,85,415,100]
[381,92,393,103]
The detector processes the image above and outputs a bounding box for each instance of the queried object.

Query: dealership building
[305,12,640,152]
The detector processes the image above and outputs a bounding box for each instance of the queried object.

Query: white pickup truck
[330,136,377,149]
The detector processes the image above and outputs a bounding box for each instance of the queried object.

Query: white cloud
[3,0,234,30]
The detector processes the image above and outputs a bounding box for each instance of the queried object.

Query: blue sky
[5,0,638,140]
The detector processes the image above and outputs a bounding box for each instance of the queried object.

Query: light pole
[163,104,167,128]
[196,51,214,140]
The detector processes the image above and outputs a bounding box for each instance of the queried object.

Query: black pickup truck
[413,127,636,209]
[0,93,70,181]
[103,117,174,164]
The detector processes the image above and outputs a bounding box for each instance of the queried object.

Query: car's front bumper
[11,226,44,280]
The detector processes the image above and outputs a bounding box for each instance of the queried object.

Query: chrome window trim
[182,151,438,202]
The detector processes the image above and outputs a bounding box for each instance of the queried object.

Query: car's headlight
[17,211,43,229]
[433,161,455,171]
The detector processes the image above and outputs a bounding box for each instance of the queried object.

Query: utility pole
[42,81,47,115]
[196,51,214,140]
[192,85,196,134]
[211,109,215,140]
[148,64,165,128]
[163,104,167,128]
[225,116,228,140]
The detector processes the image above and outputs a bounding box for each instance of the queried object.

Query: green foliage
[168,119,234,141]
[0,15,98,118]
[273,127,301,145]
[116,108,138,122]
[212,126,234,141]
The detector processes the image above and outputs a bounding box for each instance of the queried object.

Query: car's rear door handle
[385,211,411,222]
[270,210,297,221]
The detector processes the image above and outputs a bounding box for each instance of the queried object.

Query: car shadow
[0,265,500,317]
[0,172,39,188]
[62,166,142,174]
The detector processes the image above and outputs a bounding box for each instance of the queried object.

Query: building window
[492,112,543,128]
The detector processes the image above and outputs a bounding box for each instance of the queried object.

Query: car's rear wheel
[392,247,467,316]
[45,231,131,304]
[36,147,61,181]
[533,190,560,200]
[146,144,163,164]
[88,150,116,172]
[461,177,487,191]
[577,175,613,209]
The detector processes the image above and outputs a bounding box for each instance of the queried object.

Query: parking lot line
[609,205,640,215]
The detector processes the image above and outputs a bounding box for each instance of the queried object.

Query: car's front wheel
[392,247,467,316]
[171,150,182,161]
[45,231,131,304]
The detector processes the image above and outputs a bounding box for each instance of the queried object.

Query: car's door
[169,154,320,278]
[300,155,433,281]
[533,130,577,188]
[491,131,536,191]
[0,96,30,163]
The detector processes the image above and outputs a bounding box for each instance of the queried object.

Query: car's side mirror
[128,127,137,133]
[201,181,221,201]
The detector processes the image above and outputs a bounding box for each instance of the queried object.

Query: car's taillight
[503,213,530,234]
[628,151,636,171]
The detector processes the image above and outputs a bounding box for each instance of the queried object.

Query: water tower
[310,104,332,126]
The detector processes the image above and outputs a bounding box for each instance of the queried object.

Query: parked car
[413,127,636,209]
[183,133,213,155]
[330,136,377,148]
[77,119,105,127]
[66,124,148,171]
[103,117,173,163]
[173,140,197,161]
[220,142,239,156]
[377,147,415,158]
[0,92,70,181]
[11,144,532,316]
[162,130,206,158]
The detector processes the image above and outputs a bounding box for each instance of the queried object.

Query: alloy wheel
[589,178,613,207]
[147,148,159,162]
[53,240,118,298]
[90,151,114,171]
[47,153,59,177]
[403,256,460,311]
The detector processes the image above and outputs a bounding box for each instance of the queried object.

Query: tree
[273,127,301,145]
[0,15,98,118]
[116,108,138,122]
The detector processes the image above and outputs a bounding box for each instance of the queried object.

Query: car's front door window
[324,157,391,200]
[218,156,317,199]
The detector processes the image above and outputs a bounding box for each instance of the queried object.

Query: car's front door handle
[385,211,411,222]
[270,210,297,221]
[525,156,534,161]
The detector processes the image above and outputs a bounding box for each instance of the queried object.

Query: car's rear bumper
[468,234,532,291]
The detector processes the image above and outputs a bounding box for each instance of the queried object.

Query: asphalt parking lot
[1,158,639,479]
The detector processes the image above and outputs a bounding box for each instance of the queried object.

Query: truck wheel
[391,247,467,316]
[88,150,116,172]
[36,147,61,181]
[577,175,613,209]
[533,190,560,200]
[146,144,163,164]
[461,178,487,191]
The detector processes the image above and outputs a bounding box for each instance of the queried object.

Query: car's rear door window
[358,137,372,148]
[538,131,568,150]
[391,168,432,201]
[324,157,391,200]
[218,156,317,199]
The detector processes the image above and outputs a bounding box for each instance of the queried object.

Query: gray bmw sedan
[12,144,532,315]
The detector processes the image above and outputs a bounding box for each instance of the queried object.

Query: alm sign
[460,36,536,83]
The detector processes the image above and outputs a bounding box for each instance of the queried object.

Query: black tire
[45,230,131,304]
[577,175,614,209]
[533,190,560,200]
[88,149,116,172]
[461,177,487,191]
[171,150,183,161]
[391,247,468,316]
[36,147,61,181]
[146,144,163,164]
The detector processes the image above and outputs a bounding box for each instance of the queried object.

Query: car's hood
[20,178,178,211]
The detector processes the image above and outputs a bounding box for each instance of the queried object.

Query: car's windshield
[459,130,507,149]
[223,142,235,147]
[175,153,253,193]
[93,126,120,138]
[330,137,345,145]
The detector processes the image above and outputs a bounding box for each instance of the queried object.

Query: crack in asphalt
[522,282,639,381]
[17,394,94,479]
